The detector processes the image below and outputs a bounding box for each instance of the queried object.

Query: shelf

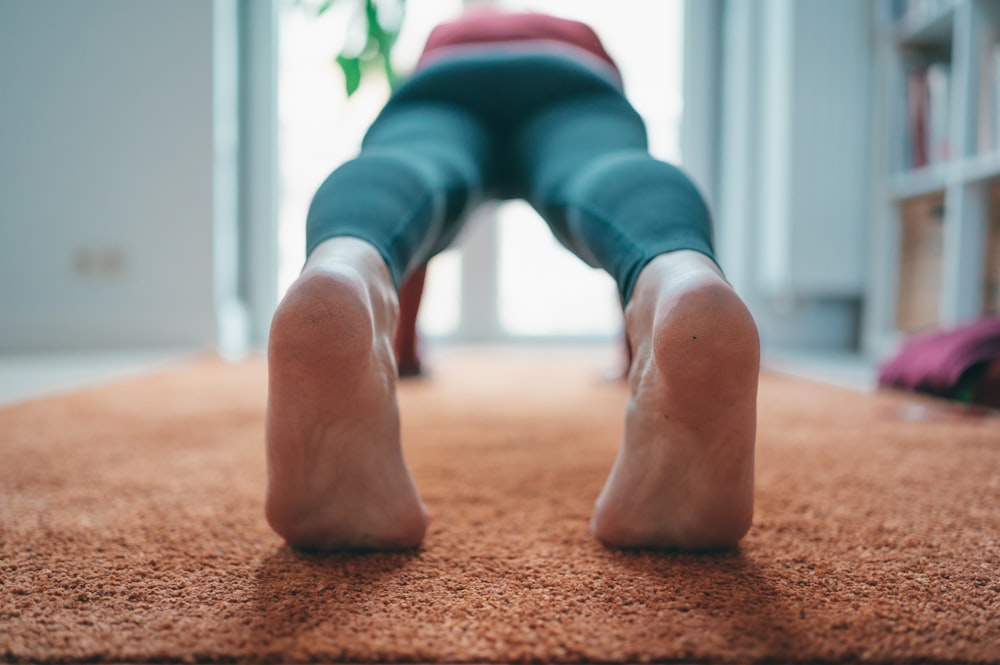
[867,0,996,354]
[893,1,956,47]
[961,151,1000,183]
[889,163,950,198]
[890,153,1000,200]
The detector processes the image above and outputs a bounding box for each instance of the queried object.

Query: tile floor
[0,344,879,407]
[0,348,199,406]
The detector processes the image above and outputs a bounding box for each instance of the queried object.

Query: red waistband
[416,10,619,76]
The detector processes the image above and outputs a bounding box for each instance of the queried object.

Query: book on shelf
[976,24,1000,155]
[906,63,926,168]
[903,57,951,169]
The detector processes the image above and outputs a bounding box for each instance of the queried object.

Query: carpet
[1,348,998,663]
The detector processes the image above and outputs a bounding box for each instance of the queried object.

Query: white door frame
[236,0,721,347]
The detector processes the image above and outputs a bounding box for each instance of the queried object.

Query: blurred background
[3,0,997,401]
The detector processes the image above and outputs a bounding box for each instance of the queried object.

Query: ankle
[627,252,725,334]
[307,237,393,285]
[635,251,724,295]
[303,237,399,333]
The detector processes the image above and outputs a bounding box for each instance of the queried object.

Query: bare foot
[590,251,759,550]
[264,238,428,550]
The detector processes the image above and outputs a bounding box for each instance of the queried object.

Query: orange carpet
[1,349,998,663]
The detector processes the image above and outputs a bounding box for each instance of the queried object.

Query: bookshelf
[866,0,1000,356]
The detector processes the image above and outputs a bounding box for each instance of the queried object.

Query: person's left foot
[264,238,428,551]
[590,251,760,550]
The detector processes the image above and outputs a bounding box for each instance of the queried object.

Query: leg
[266,103,492,550]
[395,265,426,377]
[516,94,760,550]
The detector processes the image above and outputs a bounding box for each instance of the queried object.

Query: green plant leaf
[328,0,407,97]
[336,54,363,96]
[366,0,402,89]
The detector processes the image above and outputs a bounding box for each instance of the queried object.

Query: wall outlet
[73,248,126,277]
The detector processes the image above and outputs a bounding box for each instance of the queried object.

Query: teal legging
[305,50,715,303]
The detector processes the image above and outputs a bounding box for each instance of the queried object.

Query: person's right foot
[264,238,428,550]
[590,251,760,550]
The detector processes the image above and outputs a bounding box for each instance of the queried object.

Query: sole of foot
[591,252,759,551]
[264,258,428,551]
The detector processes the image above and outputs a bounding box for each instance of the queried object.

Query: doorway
[276,0,685,342]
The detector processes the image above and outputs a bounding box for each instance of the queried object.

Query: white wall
[716,0,872,351]
[757,0,871,297]
[0,1,226,351]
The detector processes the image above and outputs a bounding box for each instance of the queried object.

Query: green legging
[305,50,715,304]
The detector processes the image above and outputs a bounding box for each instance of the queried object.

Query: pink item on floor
[878,316,1000,407]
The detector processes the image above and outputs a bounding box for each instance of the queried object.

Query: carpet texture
[1,349,999,663]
